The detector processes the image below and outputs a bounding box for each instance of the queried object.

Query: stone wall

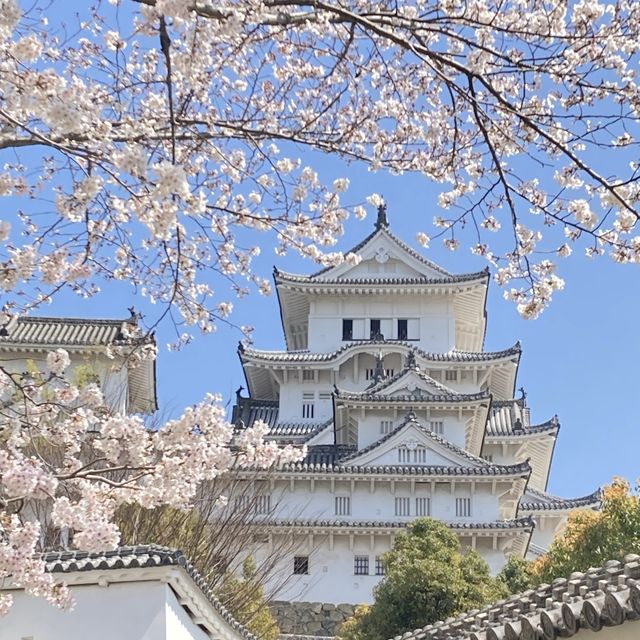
[270,601,358,637]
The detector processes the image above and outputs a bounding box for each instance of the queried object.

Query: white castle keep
[231,205,599,605]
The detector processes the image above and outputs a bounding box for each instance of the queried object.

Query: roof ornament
[513,418,524,433]
[518,386,528,406]
[406,349,418,370]
[372,351,387,384]
[405,410,418,423]
[375,200,389,230]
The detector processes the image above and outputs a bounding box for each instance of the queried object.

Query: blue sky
[44,159,640,501]
[6,1,640,502]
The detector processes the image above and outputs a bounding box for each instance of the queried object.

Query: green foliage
[72,362,100,387]
[217,556,280,640]
[533,478,640,583]
[340,519,506,640]
[497,555,535,594]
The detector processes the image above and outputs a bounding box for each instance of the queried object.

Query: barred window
[255,495,271,514]
[293,556,309,575]
[302,370,314,381]
[395,497,410,516]
[456,497,472,518]
[302,392,315,419]
[482,454,493,462]
[429,420,444,435]
[416,497,431,516]
[445,370,458,381]
[335,496,351,516]
[380,420,394,434]
[354,555,369,575]
[233,496,251,512]
[398,446,426,463]
[375,556,386,576]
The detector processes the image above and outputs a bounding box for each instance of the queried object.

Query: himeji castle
[231,205,600,606]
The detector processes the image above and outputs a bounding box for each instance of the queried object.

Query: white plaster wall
[0,349,130,414]
[0,580,168,640]
[264,479,500,524]
[307,295,454,353]
[278,380,334,423]
[255,531,510,604]
[355,409,466,450]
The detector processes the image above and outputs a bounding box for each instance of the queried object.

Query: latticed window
[293,556,309,575]
[255,495,271,514]
[380,420,394,434]
[416,497,431,516]
[395,497,410,516]
[445,370,458,381]
[302,392,315,419]
[233,496,251,512]
[375,556,385,575]
[482,454,493,462]
[302,370,314,381]
[398,446,426,463]
[354,555,369,575]
[335,496,351,516]
[456,497,472,517]
[429,420,444,435]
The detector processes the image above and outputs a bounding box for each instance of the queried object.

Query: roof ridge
[41,545,257,640]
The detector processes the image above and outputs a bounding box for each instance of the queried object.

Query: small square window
[429,420,444,435]
[302,370,314,381]
[416,497,431,516]
[456,497,472,518]
[354,555,369,575]
[445,370,458,382]
[375,556,385,575]
[293,556,309,575]
[395,497,410,516]
[380,420,394,434]
[482,454,493,463]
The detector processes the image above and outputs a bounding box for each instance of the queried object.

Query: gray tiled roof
[486,417,560,437]
[519,488,602,512]
[240,342,521,364]
[275,269,489,287]
[0,316,152,347]
[335,388,491,404]
[363,366,456,395]
[394,555,640,640]
[41,545,255,640]
[279,446,531,477]
[258,517,535,532]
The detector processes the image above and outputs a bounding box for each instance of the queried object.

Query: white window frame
[335,496,351,516]
[429,420,444,435]
[302,392,315,419]
[415,497,431,516]
[395,497,410,517]
[380,420,394,434]
[455,497,472,518]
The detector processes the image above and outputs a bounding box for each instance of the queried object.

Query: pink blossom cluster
[0,349,303,614]
[0,0,638,327]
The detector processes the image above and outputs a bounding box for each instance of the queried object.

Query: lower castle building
[230,206,599,605]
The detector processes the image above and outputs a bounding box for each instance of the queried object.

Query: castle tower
[232,207,598,605]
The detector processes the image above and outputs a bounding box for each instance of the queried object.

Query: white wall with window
[306,294,454,353]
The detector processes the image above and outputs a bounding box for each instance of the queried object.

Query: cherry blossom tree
[2,0,640,614]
